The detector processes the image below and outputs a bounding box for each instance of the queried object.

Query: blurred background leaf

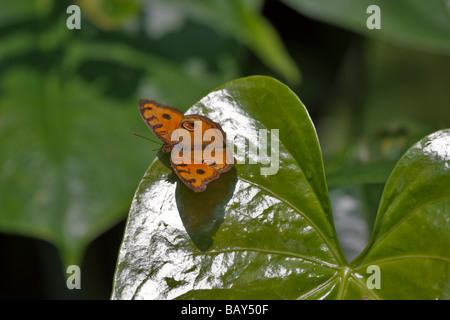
[0,0,448,298]
[282,0,450,54]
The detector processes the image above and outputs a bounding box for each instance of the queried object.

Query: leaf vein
[239,177,342,264]
[368,195,450,254]
[192,247,340,269]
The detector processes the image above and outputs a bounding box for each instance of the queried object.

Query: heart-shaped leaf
[112,76,346,299]
[112,76,450,299]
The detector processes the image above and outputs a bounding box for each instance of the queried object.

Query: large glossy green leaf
[112,76,450,299]
[282,0,450,55]
[112,76,345,299]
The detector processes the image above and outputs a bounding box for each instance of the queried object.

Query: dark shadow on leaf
[175,167,237,251]
[157,150,237,251]
[156,149,172,167]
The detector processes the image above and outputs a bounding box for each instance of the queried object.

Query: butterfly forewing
[138,99,183,145]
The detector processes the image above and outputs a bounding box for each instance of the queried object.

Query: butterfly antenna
[133,133,163,148]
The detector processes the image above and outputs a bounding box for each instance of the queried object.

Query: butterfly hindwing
[171,162,217,192]
[170,142,233,192]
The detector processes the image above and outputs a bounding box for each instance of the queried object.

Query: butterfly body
[139,99,233,192]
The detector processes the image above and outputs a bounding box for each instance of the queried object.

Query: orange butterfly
[138,99,234,192]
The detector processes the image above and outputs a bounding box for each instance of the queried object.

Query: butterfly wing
[170,115,234,192]
[138,99,184,146]
[172,163,218,192]
[179,114,228,146]
[171,160,233,192]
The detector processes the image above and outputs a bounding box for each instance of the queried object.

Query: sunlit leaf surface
[112,76,346,299]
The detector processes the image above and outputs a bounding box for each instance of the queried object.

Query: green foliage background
[0,0,449,299]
